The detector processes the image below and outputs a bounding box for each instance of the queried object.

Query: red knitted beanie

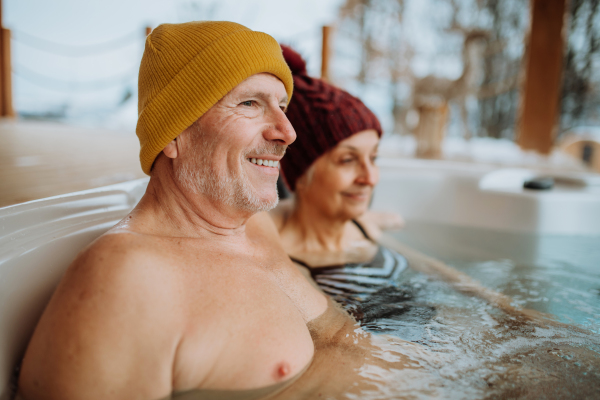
[280,45,383,191]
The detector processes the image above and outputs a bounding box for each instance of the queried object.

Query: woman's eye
[341,157,354,164]
[241,100,254,107]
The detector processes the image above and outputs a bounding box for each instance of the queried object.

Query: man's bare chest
[166,245,317,391]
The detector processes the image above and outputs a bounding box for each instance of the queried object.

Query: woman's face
[297,129,380,220]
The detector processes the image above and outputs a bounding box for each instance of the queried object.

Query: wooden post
[0,28,14,117]
[517,0,567,154]
[0,0,13,117]
[321,25,332,81]
[416,103,449,159]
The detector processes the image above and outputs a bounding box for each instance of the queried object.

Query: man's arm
[18,234,179,400]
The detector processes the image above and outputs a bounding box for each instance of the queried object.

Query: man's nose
[263,107,296,146]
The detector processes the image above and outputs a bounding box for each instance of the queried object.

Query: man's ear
[163,139,178,159]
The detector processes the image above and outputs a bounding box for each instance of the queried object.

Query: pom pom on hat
[281,45,307,75]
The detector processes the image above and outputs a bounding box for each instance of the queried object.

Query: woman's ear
[163,139,178,159]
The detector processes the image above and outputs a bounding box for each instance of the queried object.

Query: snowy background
[5,0,343,131]
[4,0,599,149]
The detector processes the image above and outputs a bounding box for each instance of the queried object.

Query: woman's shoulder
[356,211,405,241]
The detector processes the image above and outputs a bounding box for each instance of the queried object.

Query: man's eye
[241,100,254,107]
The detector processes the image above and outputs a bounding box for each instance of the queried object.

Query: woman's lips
[341,191,370,201]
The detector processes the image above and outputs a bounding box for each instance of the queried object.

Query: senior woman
[274,47,399,284]
[269,47,431,332]
[271,46,532,329]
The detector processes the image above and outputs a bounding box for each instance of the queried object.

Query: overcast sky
[4,0,343,128]
[5,0,342,50]
[4,0,484,134]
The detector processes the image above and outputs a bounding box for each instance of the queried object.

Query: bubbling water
[334,223,600,400]
[317,270,600,399]
[14,223,599,400]
[272,222,600,399]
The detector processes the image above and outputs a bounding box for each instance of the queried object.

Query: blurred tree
[335,0,529,139]
[338,0,406,84]
[560,0,600,134]
[337,0,412,134]
[477,0,528,140]
[409,0,490,141]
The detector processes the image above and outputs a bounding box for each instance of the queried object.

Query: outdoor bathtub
[1,158,599,399]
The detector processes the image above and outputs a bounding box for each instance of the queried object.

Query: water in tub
[13,226,600,399]
[264,224,600,399]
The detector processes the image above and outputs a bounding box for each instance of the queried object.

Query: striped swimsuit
[290,221,435,338]
[290,220,407,300]
[293,243,408,304]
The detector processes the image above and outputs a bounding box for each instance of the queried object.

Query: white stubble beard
[175,123,283,213]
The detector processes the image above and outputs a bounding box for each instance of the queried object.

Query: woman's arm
[376,233,559,324]
[357,211,404,236]
[356,214,532,318]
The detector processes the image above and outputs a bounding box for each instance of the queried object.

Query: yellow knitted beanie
[136,21,294,175]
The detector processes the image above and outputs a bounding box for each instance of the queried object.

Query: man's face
[175,73,295,213]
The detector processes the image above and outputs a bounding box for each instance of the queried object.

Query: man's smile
[247,157,280,168]
[245,156,281,177]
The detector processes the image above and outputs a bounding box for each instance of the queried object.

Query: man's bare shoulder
[62,230,179,293]
[82,229,168,265]
[55,229,190,327]
[19,231,182,400]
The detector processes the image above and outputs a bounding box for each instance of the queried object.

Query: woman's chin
[340,203,369,221]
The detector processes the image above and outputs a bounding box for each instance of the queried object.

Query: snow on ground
[379,133,587,171]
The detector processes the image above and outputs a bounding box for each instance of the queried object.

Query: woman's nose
[262,107,296,146]
[357,160,379,186]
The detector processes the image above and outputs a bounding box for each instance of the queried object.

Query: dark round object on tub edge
[524,177,554,190]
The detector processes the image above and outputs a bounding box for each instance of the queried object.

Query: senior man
[17,21,346,400]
